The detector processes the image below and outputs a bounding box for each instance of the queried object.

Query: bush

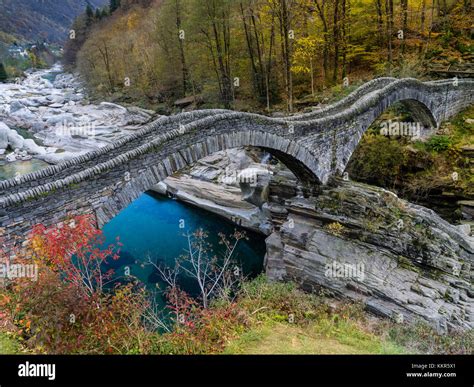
[151,294,248,354]
[1,216,151,354]
[426,135,453,152]
[346,133,408,188]
[238,275,324,322]
[386,320,473,354]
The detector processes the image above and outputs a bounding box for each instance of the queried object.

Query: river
[102,191,266,303]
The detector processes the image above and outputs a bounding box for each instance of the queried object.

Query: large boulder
[6,128,24,149]
[23,139,46,155]
[0,122,9,149]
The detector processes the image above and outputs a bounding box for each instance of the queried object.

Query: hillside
[0,0,108,43]
[67,0,473,112]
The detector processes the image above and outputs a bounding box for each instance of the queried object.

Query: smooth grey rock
[11,107,35,122]
[0,122,9,149]
[265,181,474,333]
[10,100,25,113]
[6,128,24,149]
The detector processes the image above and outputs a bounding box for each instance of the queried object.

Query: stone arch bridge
[0,77,473,247]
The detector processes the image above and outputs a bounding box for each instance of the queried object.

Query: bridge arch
[95,130,322,227]
[328,81,452,177]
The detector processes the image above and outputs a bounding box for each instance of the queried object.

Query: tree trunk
[341,0,348,79]
[175,0,189,96]
[206,1,232,108]
[401,0,408,54]
[333,0,340,83]
[385,0,393,74]
[278,0,293,112]
[375,0,384,46]
[419,0,426,53]
[240,2,260,97]
[314,0,330,83]
[266,17,275,111]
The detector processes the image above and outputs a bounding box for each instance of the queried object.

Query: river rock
[6,128,24,150]
[240,168,273,208]
[11,107,36,123]
[0,122,9,149]
[10,100,25,113]
[23,139,47,155]
[48,103,64,109]
[98,102,128,112]
[5,153,16,162]
[46,113,75,126]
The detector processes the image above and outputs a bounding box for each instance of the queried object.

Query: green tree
[86,4,94,21]
[110,0,121,13]
[0,62,8,82]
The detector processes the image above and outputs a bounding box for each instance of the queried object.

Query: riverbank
[2,275,472,355]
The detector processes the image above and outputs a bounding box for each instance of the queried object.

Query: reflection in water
[0,159,50,180]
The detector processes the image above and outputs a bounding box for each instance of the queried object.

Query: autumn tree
[149,229,245,309]
[194,0,234,108]
[71,0,470,109]
[239,0,277,108]
[272,0,296,111]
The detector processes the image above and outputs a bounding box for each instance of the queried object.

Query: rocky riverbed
[0,64,157,176]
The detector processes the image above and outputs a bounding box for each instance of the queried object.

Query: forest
[64,0,472,112]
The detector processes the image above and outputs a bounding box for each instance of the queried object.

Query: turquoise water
[102,191,266,299]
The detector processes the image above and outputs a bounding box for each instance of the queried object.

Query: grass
[0,332,21,354]
[224,320,405,354]
[220,277,472,355]
[221,276,408,355]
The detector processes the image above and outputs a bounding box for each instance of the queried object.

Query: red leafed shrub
[30,214,121,297]
[155,288,248,354]
[1,215,151,354]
